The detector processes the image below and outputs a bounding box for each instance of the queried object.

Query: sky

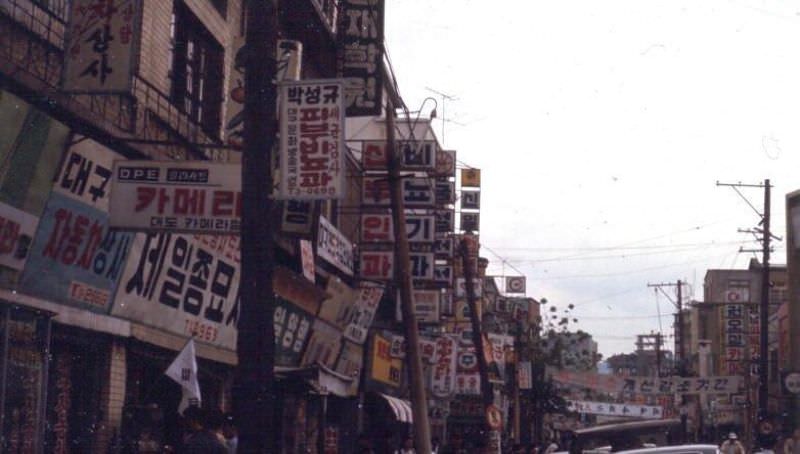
[384,0,800,357]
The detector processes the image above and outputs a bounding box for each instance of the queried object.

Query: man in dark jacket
[183,407,227,454]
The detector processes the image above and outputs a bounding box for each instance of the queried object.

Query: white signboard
[431,336,458,397]
[0,202,38,271]
[506,276,526,294]
[278,79,345,199]
[398,141,436,171]
[567,400,663,420]
[317,216,354,276]
[62,0,141,93]
[362,176,435,207]
[359,251,434,281]
[112,233,241,350]
[360,213,435,243]
[396,290,440,323]
[110,161,241,234]
[455,278,483,298]
[343,283,384,344]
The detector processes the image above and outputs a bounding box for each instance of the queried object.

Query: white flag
[165,339,202,414]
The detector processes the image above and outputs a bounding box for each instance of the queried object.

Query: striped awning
[379,393,413,423]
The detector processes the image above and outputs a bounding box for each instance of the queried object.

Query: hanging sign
[434,264,453,284]
[361,176,435,207]
[362,141,388,170]
[435,149,456,177]
[360,213,435,243]
[300,239,315,282]
[435,181,455,206]
[567,400,663,420]
[109,161,241,234]
[337,0,385,116]
[431,335,457,397]
[396,290,440,323]
[359,251,434,280]
[434,235,453,258]
[281,200,315,234]
[343,283,384,344]
[398,141,436,171]
[506,276,526,294]
[62,0,142,93]
[455,278,483,298]
[317,277,357,329]
[317,216,354,276]
[461,190,480,210]
[301,319,343,368]
[274,297,315,366]
[278,79,345,199]
[371,333,402,387]
[460,212,480,232]
[461,168,481,188]
[435,209,455,233]
[0,202,38,271]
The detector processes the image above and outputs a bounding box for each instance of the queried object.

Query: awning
[275,364,358,398]
[379,393,413,423]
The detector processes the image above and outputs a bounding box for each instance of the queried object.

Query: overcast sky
[385,0,800,356]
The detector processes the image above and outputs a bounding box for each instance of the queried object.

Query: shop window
[170,1,225,139]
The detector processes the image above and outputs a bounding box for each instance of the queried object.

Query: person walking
[395,436,416,454]
[720,432,746,454]
[182,407,227,454]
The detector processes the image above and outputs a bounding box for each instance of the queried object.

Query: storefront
[44,325,108,453]
[0,302,53,453]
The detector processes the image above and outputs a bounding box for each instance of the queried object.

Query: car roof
[614,444,719,454]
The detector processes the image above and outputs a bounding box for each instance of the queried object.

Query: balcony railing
[0,0,221,159]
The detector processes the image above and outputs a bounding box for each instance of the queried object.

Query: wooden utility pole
[461,237,496,449]
[236,0,279,452]
[648,280,687,442]
[758,179,771,422]
[717,179,775,425]
[386,102,433,454]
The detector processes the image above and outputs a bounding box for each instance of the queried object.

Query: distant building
[541,331,599,372]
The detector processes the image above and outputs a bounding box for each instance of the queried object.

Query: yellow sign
[461,168,481,187]
[371,334,403,387]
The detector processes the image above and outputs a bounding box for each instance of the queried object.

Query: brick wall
[138,0,243,142]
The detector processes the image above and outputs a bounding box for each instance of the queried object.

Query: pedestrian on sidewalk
[720,432,745,454]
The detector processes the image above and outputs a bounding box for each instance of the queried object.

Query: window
[170,1,224,139]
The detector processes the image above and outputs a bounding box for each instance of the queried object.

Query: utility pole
[717,179,777,425]
[648,281,687,442]
[386,102,433,454]
[758,180,771,422]
[236,1,280,452]
[461,237,495,449]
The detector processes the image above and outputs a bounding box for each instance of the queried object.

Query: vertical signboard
[337,0,385,116]
[19,140,134,312]
[62,0,141,93]
[317,216,355,276]
[371,333,402,388]
[343,284,384,344]
[431,335,457,397]
[278,80,345,199]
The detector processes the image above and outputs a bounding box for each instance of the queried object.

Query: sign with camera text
[337,0,385,116]
[110,161,241,234]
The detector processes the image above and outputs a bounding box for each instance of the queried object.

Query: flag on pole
[165,338,202,414]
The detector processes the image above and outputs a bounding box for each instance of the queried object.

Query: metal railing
[1,0,221,157]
